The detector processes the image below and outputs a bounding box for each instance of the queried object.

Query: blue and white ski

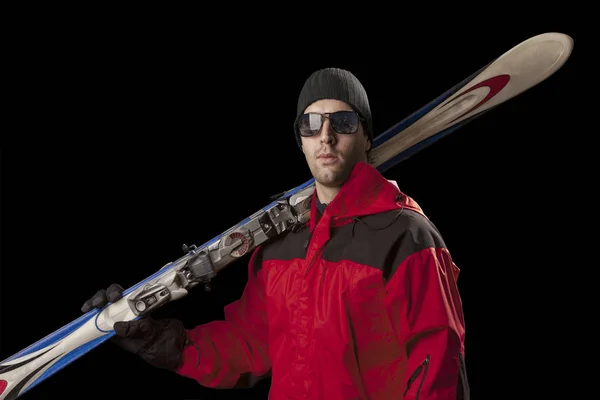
[0,32,573,400]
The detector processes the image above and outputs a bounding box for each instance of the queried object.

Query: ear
[365,138,372,152]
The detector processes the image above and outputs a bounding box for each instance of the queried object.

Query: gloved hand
[81,283,188,371]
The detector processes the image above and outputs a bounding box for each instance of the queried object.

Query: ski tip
[519,32,574,69]
[529,31,574,47]
[487,31,574,88]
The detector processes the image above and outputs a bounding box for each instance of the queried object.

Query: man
[83,68,470,399]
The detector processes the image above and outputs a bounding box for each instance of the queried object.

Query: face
[300,99,371,189]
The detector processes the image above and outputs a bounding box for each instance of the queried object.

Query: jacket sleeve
[174,245,271,389]
[386,247,469,400]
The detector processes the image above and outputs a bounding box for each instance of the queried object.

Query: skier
[83,67,470,399]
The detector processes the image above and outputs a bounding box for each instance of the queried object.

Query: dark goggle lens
[298,111,360,137]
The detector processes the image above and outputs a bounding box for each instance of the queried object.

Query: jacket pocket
[403,355,430,399]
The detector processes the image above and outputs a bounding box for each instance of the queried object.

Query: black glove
[81,283,188,371]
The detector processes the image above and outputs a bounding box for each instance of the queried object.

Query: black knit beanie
[294,67,373,149]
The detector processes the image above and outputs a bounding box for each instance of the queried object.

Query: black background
[1,13,580,400]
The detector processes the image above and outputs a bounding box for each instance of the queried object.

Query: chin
[315,169,347,187]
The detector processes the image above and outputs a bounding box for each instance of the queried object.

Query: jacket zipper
[304,239,328,275]
[318,262,329,296]
[403,355,430,399]
[302,219,329,274]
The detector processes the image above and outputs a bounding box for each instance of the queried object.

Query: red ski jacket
[176,162,469,399]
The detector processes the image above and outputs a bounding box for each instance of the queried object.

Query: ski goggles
[297,110,363,137]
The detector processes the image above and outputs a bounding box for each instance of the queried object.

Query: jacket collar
[308,161,423,230]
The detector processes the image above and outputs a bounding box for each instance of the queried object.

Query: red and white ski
[0,32,574,400]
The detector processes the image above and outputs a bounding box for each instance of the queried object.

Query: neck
[315,183,340,205]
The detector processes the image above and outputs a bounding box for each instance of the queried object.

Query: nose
[319,118,336,145]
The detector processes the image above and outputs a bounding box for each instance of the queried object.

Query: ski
[0,32,573,400]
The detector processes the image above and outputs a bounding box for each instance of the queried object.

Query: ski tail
[0,311,110,400]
